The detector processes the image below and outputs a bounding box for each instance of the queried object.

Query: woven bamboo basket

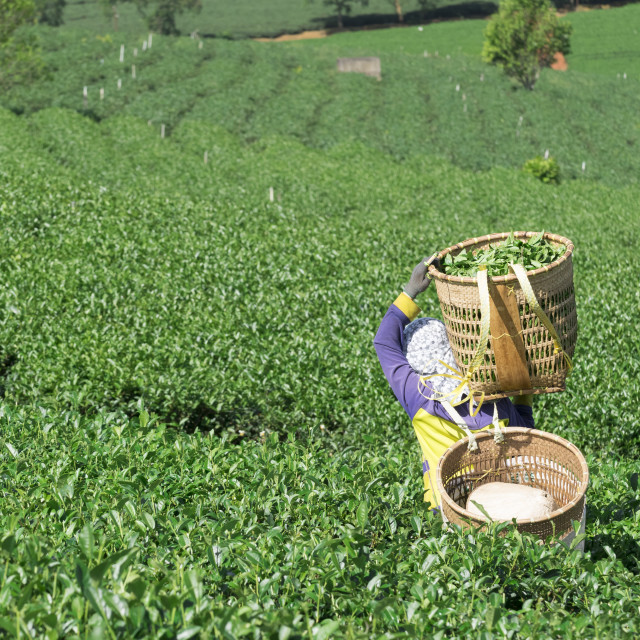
[428,231,577,401]
[437,428,589,539]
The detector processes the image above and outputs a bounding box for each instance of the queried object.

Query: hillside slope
[3,6,640,187]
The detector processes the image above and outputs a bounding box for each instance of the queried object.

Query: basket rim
[436,427,589,526]
[428,231,574,285]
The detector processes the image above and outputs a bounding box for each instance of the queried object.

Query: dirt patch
[255,30,329,42]
[551,52,568,71]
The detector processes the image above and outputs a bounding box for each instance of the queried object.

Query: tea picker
[373,255,535,513]
[374,233,587,547]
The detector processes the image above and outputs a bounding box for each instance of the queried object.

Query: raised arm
[373,294,422,416]
[373,257,437,416]
[374,256,536,429]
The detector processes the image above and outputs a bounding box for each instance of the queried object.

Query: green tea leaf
[356,501,369,528]
[78,524,95,562]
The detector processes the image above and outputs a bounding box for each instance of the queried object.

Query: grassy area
[568,5,640,76]
[0,105,639,637]
[1,103,639,637]
[4,7,640,187]
[1,5,639,637]
[62,0,499,38]
[0,106,639,451]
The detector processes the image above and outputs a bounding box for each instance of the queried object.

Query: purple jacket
[373,294,534,429]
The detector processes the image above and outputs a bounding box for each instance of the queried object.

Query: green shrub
[482,0,572,90]
[523,155,561,184]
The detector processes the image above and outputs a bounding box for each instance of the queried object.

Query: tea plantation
[5,5,640,187]
[0,6,639,639]
[62,0,495,38]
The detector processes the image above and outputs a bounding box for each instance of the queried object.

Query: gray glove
[403,255,439,300]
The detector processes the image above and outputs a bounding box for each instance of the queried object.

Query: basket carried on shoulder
[437,428,589,540]
[428,231,577,401]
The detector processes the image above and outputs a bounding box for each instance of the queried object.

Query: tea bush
[2,8,640,187]
[0,403,638,638]
[523,155,561,184]
[0,10,639,637]
[1,107,639,457]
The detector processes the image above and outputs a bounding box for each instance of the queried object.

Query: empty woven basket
[437,428,589,539]
[428,231,578,401]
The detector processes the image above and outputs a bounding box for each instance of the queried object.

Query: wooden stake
[120,44,124,63]
[269,187,274,202]
[100,88,104,100]
[204,151,208,164]
[148,33,153,49]
[117,78,122,90]
[83,86,87,108]
[161,124,165,138]
[132,64,136,79]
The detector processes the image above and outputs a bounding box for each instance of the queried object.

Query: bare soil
[551,52,569,71]
[254,30,329,42]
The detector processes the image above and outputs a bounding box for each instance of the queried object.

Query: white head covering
[403,318,468,401]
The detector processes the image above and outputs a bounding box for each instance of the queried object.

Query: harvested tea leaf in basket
[442,231,566,277]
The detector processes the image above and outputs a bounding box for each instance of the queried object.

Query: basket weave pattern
[437,428,589,539]
[431,232,577,400]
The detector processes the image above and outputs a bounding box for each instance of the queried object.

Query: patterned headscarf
[403,317,468,401]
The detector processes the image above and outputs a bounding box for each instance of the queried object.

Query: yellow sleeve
[393,292,421,321]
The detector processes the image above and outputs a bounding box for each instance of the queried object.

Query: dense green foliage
[0,404,638,638]
[103,0,201,35]
[35,0,66,26]
[0,0,46,88]
[523,155,560,184]
[2,7,640,188]
[482,0,572,89]
[1,107,639,454]
[441,232,565,277]
[315,0,371,30]
[62,0,497,37]
[0,8,639,638]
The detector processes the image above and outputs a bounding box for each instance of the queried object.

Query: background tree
[313,0,369,29]
[482,0,572,90]
[416,0,435,19]
[106,0,202,36]
[35,0,65,25]
[0,0,45,89]
[389,0,403,22]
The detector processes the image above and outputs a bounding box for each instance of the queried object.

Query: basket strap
[492,402,505,443]
[441,400,478,451]
[509,263,573,370]
[468,267,492,375]
[418,268,490,417]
